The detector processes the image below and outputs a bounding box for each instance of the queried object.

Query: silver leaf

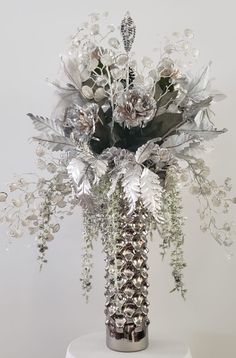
[140,167,163,223]
[122,163,142,213]
[67,158,87,186]
[32,134,76,151]
[186,64,211,102]
[135,141,158,164]
[27,113,64,136]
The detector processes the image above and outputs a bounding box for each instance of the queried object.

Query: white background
[0,1,236,357]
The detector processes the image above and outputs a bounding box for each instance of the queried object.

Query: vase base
[106,327,149,352]
[65,332,192,358]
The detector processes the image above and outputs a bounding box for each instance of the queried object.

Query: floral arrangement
[0,12,235,301]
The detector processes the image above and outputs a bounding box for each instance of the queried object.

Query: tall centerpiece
[0,12,235,352]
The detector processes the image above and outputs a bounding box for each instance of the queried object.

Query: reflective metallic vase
[104,199,150,352]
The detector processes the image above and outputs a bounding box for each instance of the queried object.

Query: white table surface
[65,332,192,358]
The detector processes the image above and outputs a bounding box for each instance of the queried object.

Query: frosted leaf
[210,90,227,102]
[25,193,35,204]
[52,223,60,233]
[8,228,23,239]
[0,192,8,202]
[46,233,54,241]
[9,183,18,192]
[12,199,23,208]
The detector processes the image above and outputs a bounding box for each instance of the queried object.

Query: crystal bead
[184,28,194,39]
[108,37,120,49]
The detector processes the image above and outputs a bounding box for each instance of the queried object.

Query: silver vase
[104,198,150,352]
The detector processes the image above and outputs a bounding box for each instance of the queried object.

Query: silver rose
[63,103,99,142]
[113,89,156,128]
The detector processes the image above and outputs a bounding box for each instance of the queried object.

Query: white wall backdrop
[0,1,236,357]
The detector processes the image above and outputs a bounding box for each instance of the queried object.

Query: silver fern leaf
[76,180,92,206]
[120,12,136,53]
[141,167,163,223]
[67,158,87,186]
[32,134,76,151]
[27,113,64,136]
[67,158,92,205]
[122,163,142,213]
